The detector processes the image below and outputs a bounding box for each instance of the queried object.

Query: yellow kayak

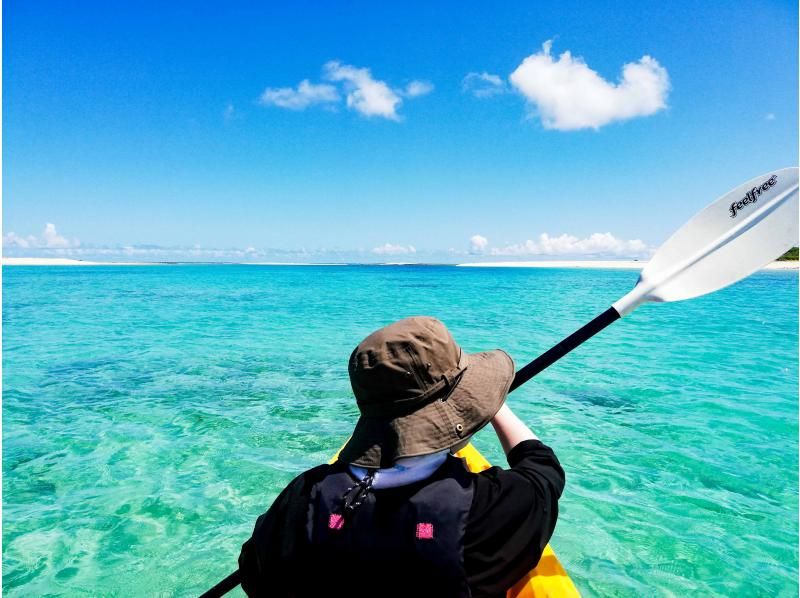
[331,443,579,597]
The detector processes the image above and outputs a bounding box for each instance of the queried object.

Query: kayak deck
[331,443,580,597]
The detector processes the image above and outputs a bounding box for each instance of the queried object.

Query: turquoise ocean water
[3,265,798,596]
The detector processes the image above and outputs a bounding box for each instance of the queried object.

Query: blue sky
[3,1,798,262]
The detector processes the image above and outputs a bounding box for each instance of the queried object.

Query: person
[238,316,565,597]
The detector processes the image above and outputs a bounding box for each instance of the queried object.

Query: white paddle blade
[614,167,799,316]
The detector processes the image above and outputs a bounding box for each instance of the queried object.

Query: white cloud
[470,234,489,253]
[372,243,417,255]
[491,232,648,257]
[41,223,75,248]
[259,63,430,120]
[765,113,776,121]
[2,231,35,248]
[509,40,670,130]
[403,80,434,98]
[324,61,403,120]
[259,79,340,110]
[3,223,78,249]
[462,72,506,98]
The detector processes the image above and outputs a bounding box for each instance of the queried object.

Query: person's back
[239,317,565,597]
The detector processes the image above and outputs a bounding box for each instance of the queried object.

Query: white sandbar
[2,257,152,266]
[456,260,798,270]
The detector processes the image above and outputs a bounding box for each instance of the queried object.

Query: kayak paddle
[201,167,798,597]
[510,167,798,390]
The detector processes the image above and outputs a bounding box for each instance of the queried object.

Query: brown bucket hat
[338,316,515,467]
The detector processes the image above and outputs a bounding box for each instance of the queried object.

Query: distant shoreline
[0,258,347,266]
[3,256,798,270]
[458,260,645,269]
[457,260,799,271]
[1,257,155,266]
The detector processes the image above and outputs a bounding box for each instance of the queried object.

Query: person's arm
[239,483,297,597]
[463,403,565,595]
[490,402,538,454]
[239,465,328,597]
[490,402,563,499]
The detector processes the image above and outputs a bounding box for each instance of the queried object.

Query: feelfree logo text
[729,175,778,218]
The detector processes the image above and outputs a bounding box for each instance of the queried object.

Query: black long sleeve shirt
[239,439,564,597]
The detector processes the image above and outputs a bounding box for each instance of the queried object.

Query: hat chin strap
[349,449,449,490]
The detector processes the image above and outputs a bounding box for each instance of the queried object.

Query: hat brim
[338,349,514,467]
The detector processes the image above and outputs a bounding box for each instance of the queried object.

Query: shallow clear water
[3,265,797,597]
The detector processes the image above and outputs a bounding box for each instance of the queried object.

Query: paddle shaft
[202,305,622,597]
[509,306,621,392]
[199,570,241,598]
